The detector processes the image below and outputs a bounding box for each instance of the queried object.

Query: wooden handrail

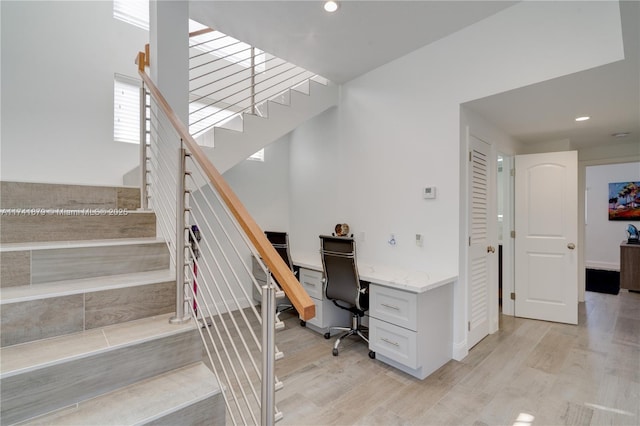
[136,51,315,321]
[189,27,215,38]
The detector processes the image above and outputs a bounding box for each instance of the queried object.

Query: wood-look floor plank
[274,290,640,426]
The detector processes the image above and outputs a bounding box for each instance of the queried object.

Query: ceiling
[190,1,640,150]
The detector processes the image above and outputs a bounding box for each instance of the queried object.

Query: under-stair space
[0,181,223,425]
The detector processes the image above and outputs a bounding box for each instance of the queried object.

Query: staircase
[0,181,224,425]
[197,79,339,174]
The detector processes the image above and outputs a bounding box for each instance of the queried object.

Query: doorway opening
[497,152,514,316]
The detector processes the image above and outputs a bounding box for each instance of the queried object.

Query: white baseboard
[585,261,619,271]
[452,339,468,361]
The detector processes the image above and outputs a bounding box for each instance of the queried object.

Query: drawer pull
[381,337,400,347]
[381,303,400,311]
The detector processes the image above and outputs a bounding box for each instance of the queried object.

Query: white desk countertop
[293,252,457,294]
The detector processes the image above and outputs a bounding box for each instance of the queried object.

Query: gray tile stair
[0,315,210,425]
[1,211,156,244]
[16,362,224,426]
[0,182,222,425]
[1,270,176,347]
[1,238,169,288]
[0,181,140,210]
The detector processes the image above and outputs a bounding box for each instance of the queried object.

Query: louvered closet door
[467,136,493,349]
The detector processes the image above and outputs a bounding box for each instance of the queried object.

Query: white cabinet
[298,267,351,334]
[369,282,453,380]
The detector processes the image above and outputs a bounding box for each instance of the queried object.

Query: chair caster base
[324,332,331,339]
[368,350,376,359]
[332,348,339,356]
[300,320,306,327]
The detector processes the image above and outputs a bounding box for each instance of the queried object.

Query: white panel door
[515,151,578,324]
[467,135,495,348]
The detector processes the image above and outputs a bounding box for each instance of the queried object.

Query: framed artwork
[608,181,640,220]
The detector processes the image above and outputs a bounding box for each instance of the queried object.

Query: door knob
[567,243,576,250]
[487,246,495,253]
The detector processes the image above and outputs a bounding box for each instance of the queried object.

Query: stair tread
[1,269,174,304]
[18,362,221,426]
[0,237,164,253]
[1,313,195,377]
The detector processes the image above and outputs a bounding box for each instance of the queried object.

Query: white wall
[223,136,291,232]
[585,162,640,270]
[1,1,148,186]
[286,0,623,359]
[287,0,623,272]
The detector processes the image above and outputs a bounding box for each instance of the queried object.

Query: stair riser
[0,251,30,287]
[1,329,202,425]
[0,213,156,244]
[1,243,169,288]
[0,182,140,210]
[145,395,226,426]
[1,281,176,347]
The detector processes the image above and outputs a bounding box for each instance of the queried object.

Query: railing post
[139,83,149,210]
[250,46,256,115]
[261,275,276,426]
[170,146,191,324]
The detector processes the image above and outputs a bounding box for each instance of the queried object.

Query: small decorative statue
[334,223,350,237]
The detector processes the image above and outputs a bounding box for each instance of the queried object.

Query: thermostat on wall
[423,186,436,199]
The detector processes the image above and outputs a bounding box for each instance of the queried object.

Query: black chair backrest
[265,231,294,273]
[320,235,363,308]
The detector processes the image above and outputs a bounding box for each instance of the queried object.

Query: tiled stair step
[16,362,224,426]
[0,211,156,244]
[1,238,169,287]
[0,181,141,210]
[0,270,176,347]
[0,314,206,425]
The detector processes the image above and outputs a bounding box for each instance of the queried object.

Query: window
[113,0,149,30]
[248,149,265,162]
[113,1,264,71]
[113,0,266,161]
[114,74,141,144]
[189,20,265,72]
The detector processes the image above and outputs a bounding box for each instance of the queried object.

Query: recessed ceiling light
[612,132,630,138]
[575,116,590,122]
[324,1,339,12]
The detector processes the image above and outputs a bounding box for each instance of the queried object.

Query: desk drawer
[369,318,418,369]
[299,267,324,300]
[370,285,417,331]
[305,297,323,328]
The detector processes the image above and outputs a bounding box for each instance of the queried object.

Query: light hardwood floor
[274,290,640,426]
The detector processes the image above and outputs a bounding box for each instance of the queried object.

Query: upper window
[188,21,265,72]
[248,149,265,162]
[113,1,264,71]
[113,0,149,30]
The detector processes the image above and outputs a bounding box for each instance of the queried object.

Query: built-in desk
[293,252,457,380]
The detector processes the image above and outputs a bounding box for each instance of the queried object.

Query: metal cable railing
[146,91,282,424]
[136,42,315,424]
[188,28,327,139]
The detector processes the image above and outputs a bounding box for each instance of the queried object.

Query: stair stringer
[204,80,339,174]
